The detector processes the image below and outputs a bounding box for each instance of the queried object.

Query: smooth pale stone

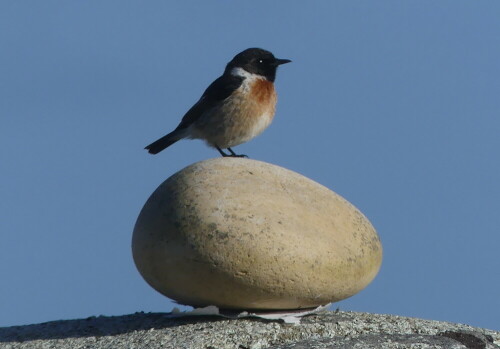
[132,158,382,310]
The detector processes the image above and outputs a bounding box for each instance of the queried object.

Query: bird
[145,48,291,157]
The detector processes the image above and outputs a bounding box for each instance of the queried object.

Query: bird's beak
[274,58,292,65]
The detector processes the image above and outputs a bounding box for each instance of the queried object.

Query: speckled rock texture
[1,311,498,349]
[132,158,382,309]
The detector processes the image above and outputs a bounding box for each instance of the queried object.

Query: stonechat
[145,48,291,157]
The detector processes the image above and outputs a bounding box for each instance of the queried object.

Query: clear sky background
[1,1,499,331]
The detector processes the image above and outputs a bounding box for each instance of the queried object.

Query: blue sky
[1,1,499,330]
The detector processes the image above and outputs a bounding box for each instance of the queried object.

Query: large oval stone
[132,158,382,310]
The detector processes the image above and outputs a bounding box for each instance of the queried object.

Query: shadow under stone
[0,312,228,342]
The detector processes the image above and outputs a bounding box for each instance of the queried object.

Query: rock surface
[1,311,499,349]
[132,158,382,309]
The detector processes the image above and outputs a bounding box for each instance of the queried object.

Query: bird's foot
[229,153,248,158]
[227,147,248,158]
[216,146,248,158]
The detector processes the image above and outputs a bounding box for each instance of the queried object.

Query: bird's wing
[175,74,244,130]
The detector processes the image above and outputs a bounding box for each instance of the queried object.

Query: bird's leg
[216,146,231,157]
[227,148,248,158]
[215,145,248,158]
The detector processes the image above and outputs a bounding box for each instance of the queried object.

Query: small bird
[145,48,291,157]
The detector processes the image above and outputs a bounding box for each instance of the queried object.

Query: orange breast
[250,79,277,106]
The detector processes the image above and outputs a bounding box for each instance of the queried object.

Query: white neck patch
[230,67,266,93]
[231,67,262,80]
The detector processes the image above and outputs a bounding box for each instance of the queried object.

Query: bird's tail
[145,129,185,154]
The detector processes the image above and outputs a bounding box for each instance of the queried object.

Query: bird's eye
[258,59,263,64]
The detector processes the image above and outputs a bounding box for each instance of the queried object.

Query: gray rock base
[1,311,498,349]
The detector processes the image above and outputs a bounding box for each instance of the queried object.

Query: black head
[224,48,291,82]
